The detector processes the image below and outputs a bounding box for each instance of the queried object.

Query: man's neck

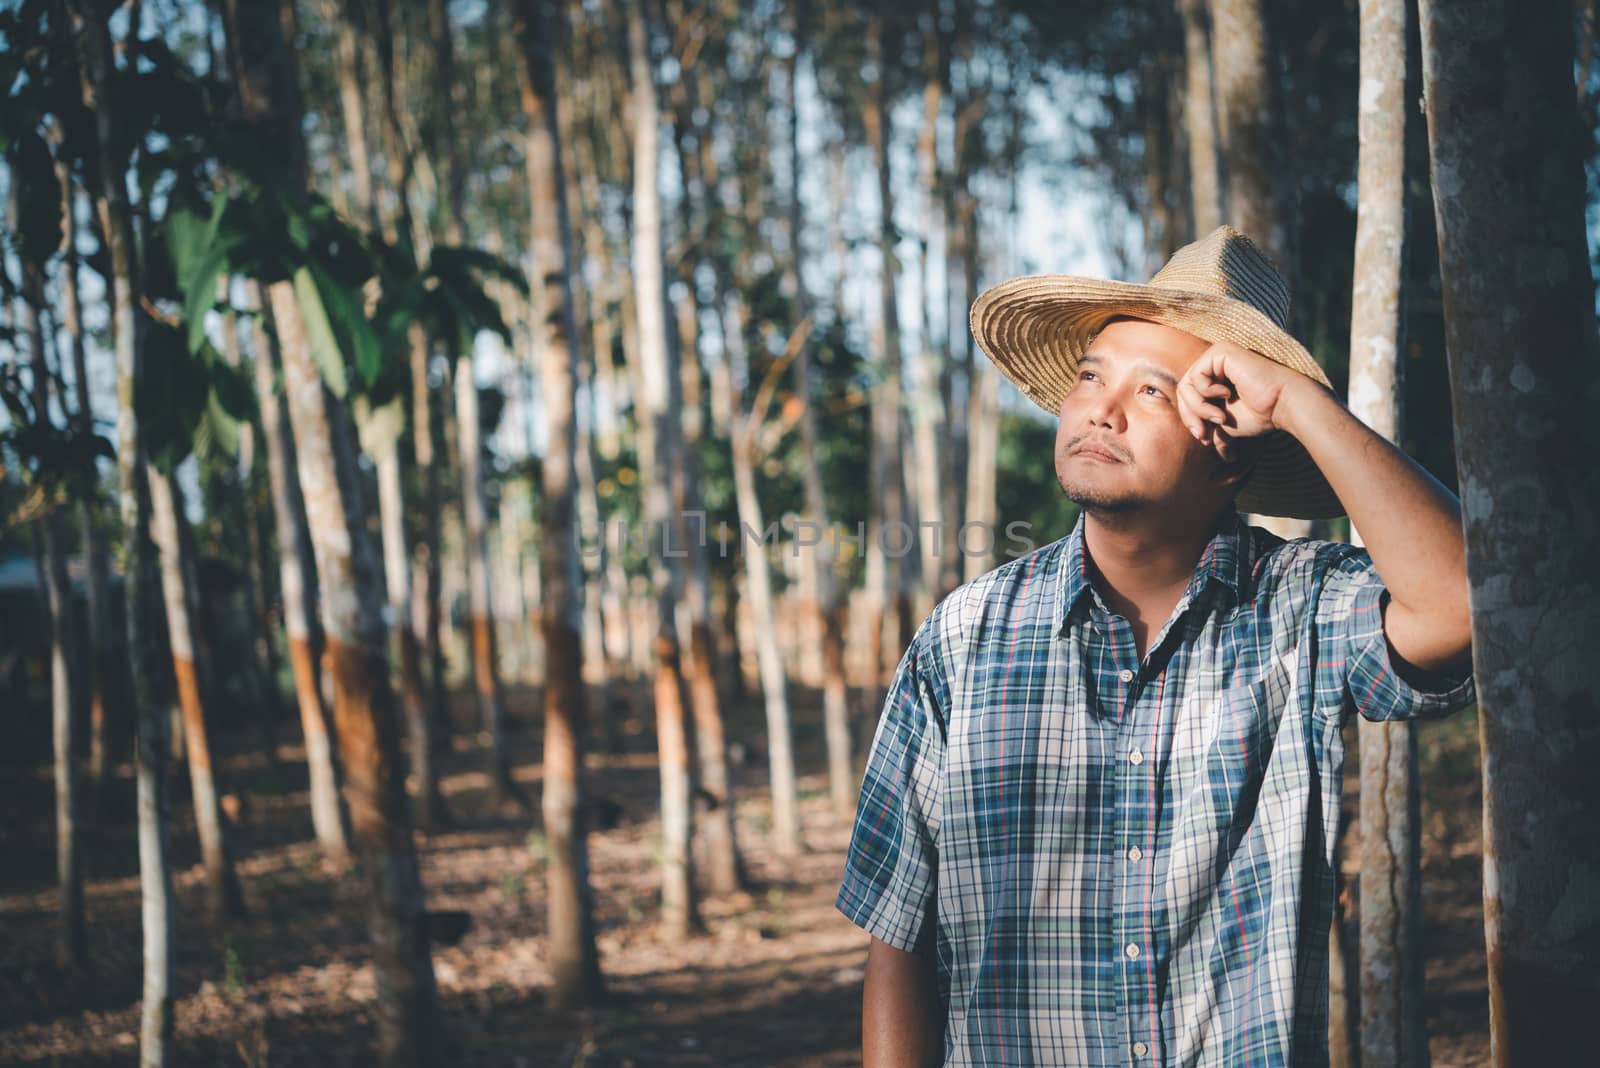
[1082,506,1227,612]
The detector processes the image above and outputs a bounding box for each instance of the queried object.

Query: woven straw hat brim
[970,275,1345,520]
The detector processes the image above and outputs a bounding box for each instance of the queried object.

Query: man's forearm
[1274,379,1473,673]
[863,937,943,1067]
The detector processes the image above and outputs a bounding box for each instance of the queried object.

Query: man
[837,226,1475,1067]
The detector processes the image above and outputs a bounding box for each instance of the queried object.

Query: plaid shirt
[836,505,1476,1066]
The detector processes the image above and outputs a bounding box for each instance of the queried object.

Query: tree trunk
[409,323,451,802]
[678,314,744,893]
[147,469,247,920]
[327,0,446,833]
[272,280,441,1063]
[784,26,853,820]
[718,295,803,859]
[17,243,86,968]
[1180,0,1224,236]
[223,1,441,1058]
[627,0,699,941]
[67,6,177,1057]
[52,152,118,795]
[375,443,444,830]
[864,15,910,704]
[455,356,520,804]
[514,0,607,1004]
[1418,0,1600,1061]
[215,285,285,770]
[664,27,745,896]
[1208,0,1312,540]
[913,9,946,606]
[1350,1,1427,1063]
[248,286,349,860]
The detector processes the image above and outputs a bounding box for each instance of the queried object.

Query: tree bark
[1418,0,1600,1061]
[326,0,446,833]
[455,356,520,804]
[663,20,745,896]
[627,0,699,941]
[784,19,853,820]
[248,286,349,860]
[215,285,285,771]
[1208,0,1312,540]
[1350,1,1428,1063]
[718,295,803,860]
[1179,0,1223,236]
[16,236,86,968]
[148,468,247,920]
[514,0,607,1005]
[51,151,118,795]
[223,2,441,1059]
[66,5,177,1057]
[863,15,911,705]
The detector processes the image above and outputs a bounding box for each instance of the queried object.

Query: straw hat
[970,224,1343,520]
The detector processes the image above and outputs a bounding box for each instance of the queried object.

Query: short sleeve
[1313,544,1477,723]
[834,631,945,953]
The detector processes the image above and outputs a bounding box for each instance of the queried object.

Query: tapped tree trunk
[248,286,349,861]
[375,442,445,831]
[664,34,745,896]
[514,0,606,1005]
[627,0,699,941]
[147,469,247,920]
[1418,0,1600,1061]
[223,1,440,1060]
[326,0,445,833]
[1351,1,1427,1064]
[455,356,519,805]
[66,5,177,1058]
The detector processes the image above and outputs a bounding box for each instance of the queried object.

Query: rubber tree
[514,0,606,1007]
[221,1,440,1060]
[1418,0,1600,1061]
[63,1,177,1059]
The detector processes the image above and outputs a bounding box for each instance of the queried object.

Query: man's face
[1054,317,1248,517]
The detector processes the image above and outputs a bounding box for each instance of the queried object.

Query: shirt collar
[1056,504,1252,631]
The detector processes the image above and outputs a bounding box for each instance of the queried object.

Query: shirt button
[1133,1041,1149,1057]
[1119,668,1134,682]
[1125,942,1141,960]
[1129,749,1144,765]
[1128,845,1144,861]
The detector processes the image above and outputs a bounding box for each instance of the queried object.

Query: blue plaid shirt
[836,505,1476,1066]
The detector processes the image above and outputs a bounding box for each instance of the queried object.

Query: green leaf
[293,265,348,399]
[139,318,208,475]
[193,390,241,463]
[307,261,384,391]
[199,342,257,423]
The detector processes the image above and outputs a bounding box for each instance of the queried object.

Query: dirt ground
[0,684,1489,1066]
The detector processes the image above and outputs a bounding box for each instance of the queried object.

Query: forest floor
[0,681,1490,1066]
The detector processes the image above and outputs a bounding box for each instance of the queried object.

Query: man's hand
[863,936,944,1067]
[1176,339,1330,463]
